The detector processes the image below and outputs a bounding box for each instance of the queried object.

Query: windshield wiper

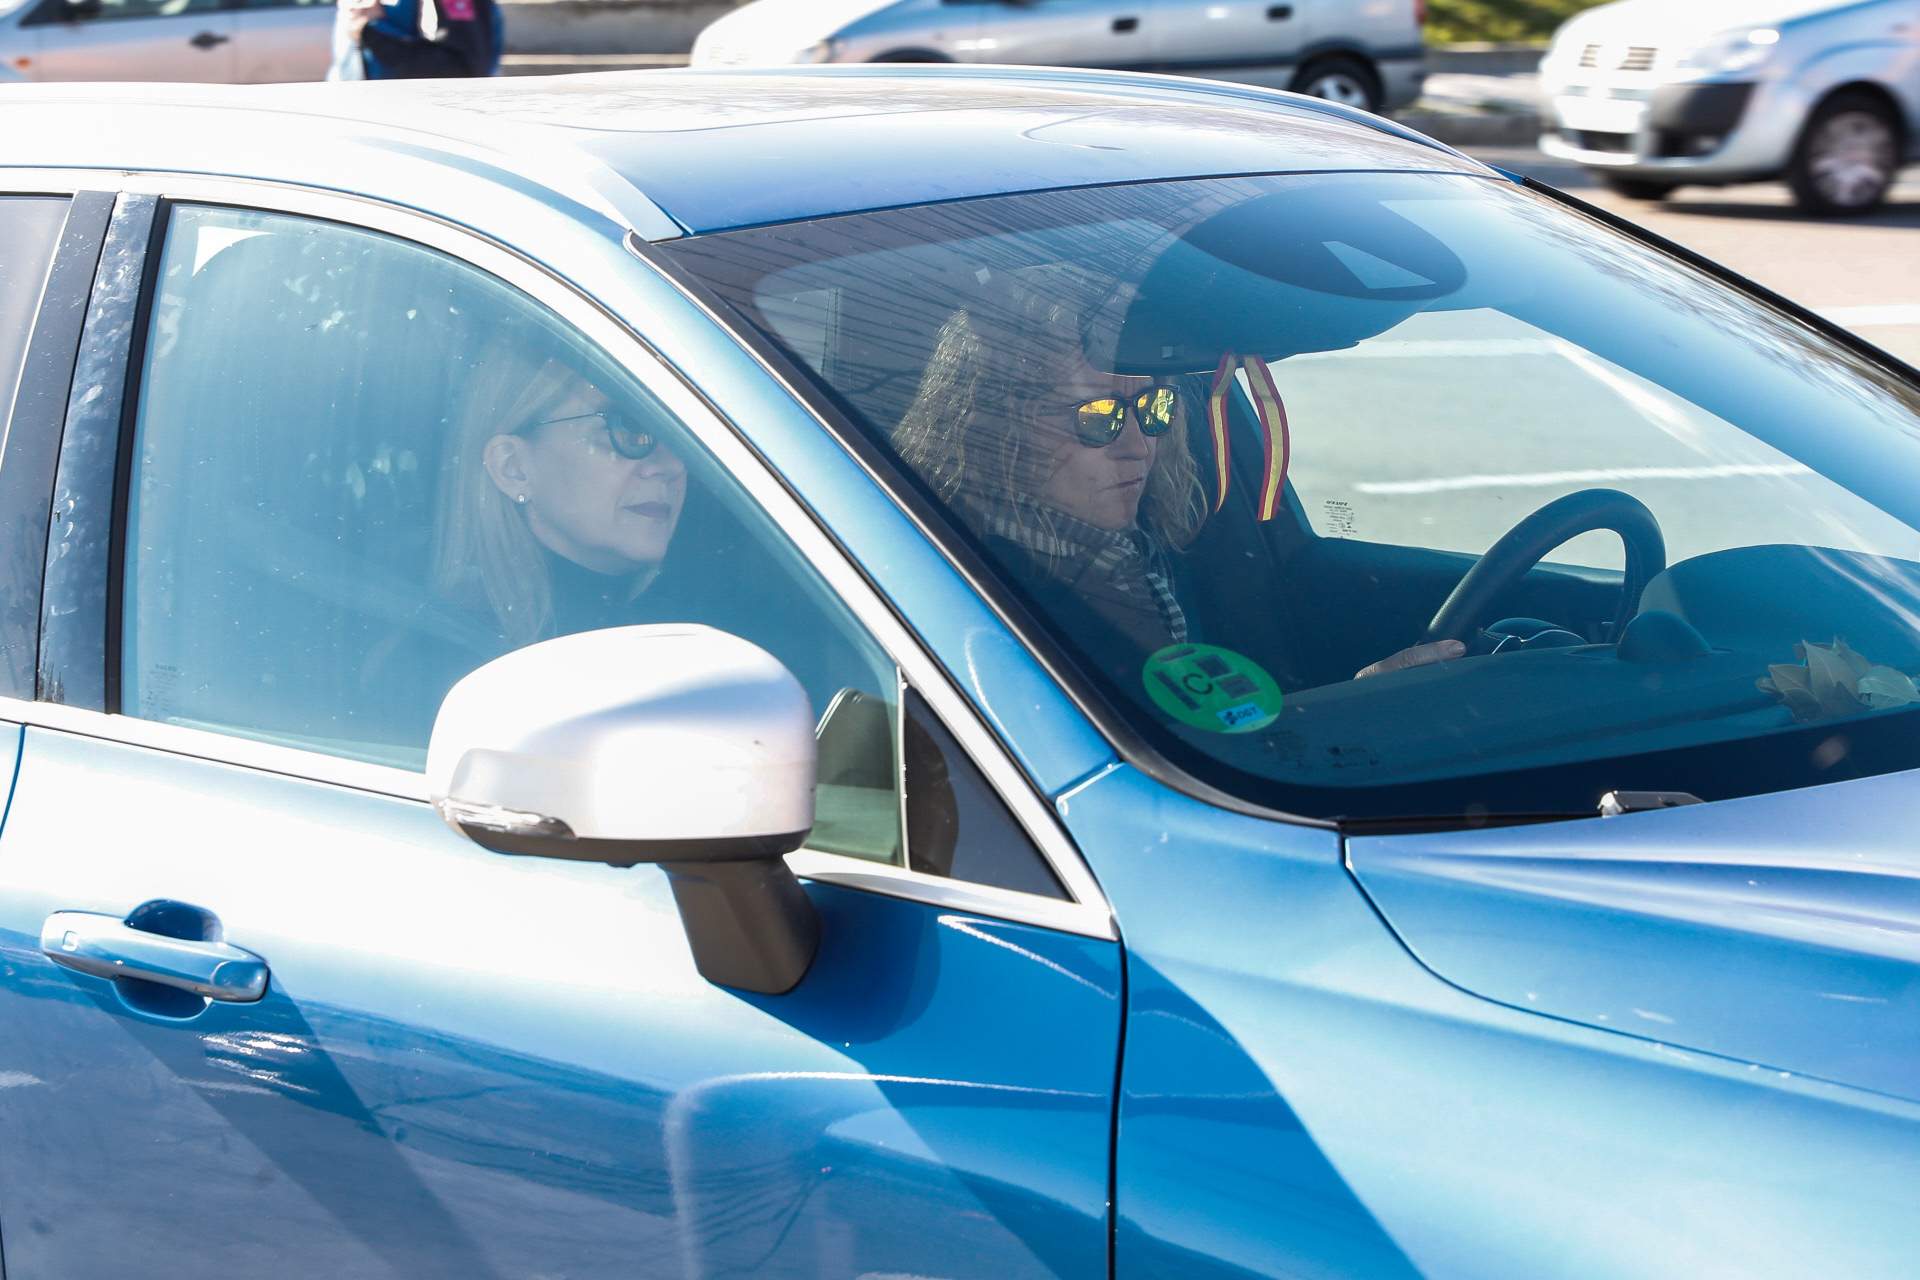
[1598,790,1703,816]
[1339,810,1591,836]
[1342,789,1705,836]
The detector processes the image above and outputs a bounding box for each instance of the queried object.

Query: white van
[690,0,1427,115]
[1540,0,1920,214]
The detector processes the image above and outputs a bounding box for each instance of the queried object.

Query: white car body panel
[232,2,334,82]
[0,0,331,83]
[1539,0,1920,184]
[690,0,1426,109]
[15,6,236,81]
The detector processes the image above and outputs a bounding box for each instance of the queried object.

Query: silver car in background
[1539,0,1920,214]
[690,0,1426,115]
[0,0,331,83]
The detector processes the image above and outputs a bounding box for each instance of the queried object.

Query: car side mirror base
[660,858,821,996]
[450,817,821,995]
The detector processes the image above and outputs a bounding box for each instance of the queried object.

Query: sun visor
[1080,186,1469,374]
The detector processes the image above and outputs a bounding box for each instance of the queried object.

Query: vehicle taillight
[1415,0,1426,25]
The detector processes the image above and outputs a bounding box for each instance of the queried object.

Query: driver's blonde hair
[893,296,1205,549]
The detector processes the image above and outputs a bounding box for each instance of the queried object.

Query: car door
[1147,0,1299,72]
[0,185,1121,1278]
[979,0,1160,69]
[15,0,233,81]
[228,0,332,81]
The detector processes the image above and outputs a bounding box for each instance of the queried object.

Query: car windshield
[662,171,1920,822]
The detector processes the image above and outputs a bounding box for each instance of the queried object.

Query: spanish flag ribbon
[1206,354,1290,522]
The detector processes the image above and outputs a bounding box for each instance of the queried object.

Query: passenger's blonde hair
[431,335,586,647]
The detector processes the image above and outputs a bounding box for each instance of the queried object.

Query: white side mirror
[427,624,822,993]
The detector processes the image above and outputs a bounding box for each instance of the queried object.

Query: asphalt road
[1465,146,1920,368]
[1265,150,1920,570]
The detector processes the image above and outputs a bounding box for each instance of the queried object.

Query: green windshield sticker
[1143,643,1283,734]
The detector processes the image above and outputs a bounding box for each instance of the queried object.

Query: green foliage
[1425,0,1609,45]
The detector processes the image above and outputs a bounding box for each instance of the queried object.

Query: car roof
[0,66,1496,239]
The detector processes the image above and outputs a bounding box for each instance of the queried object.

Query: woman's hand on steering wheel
[1354,639,1466,681]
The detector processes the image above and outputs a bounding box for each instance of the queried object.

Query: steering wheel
[1423,488,1666,648]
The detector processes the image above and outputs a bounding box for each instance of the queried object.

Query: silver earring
[515,493,528,504]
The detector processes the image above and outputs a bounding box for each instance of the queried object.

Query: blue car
[1,66,1918,1278]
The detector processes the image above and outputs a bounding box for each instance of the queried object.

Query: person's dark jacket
[360,0,502,79]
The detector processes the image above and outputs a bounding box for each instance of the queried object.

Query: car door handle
[1112,16,1138,33]
[188,30,229,49]
[41,910,269,1003]
[1267,4,1293,19]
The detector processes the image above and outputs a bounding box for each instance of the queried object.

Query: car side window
[0,197,69,448]
[901,688,1065,897]
[124,206,912,860]
[121,204,1066,898]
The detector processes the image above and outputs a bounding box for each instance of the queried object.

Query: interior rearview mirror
[427,624,821,995]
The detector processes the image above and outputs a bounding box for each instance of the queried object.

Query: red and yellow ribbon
[1205,355,1290,522]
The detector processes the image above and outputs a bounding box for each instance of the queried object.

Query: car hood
[1347,767,1920,1103]
[694,0,902,58]
[1564,0,1870,41]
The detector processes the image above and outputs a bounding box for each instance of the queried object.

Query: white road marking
[1294,334,1719,451]
[1553,342,1711,452]
[1816,304,1920,328]
[1355,462,1811,495]
[1290,307,1920,367]
[1292,337,1562,359]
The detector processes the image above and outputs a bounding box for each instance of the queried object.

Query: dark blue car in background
[0,65,1918,1277]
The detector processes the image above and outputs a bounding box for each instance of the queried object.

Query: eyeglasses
[527,408,659,460]
[1071,384,1182,448]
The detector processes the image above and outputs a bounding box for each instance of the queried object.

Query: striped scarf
[971,499,1188,652]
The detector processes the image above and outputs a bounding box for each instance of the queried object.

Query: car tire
[1598,174,1676,201]
[871,50,951,63]
[1292,55,1382,115]
[1787,91,1902,216]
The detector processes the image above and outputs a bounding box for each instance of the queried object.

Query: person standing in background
[329,0,502,80]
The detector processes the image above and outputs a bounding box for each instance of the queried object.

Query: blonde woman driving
[893,293,1460,691]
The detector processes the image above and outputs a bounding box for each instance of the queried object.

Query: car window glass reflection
[664,170,1920,820]
[121,206,906,865]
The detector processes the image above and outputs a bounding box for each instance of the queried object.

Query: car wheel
[1598,174,1676,201]
[1787,92,1902,216]
[1293,56,1382,115]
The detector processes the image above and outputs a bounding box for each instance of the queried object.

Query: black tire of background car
[1598,173,1677,201]
[1291,54,1383,116]
[1787,89,1904,217]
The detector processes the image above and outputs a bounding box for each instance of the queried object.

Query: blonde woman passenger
[432,333,689,652]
